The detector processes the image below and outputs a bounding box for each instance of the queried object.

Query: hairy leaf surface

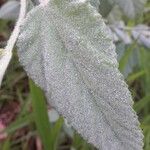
[17,1,143,150]
[90,0,100,10]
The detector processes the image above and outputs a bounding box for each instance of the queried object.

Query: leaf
[111,21,132,45]
[106,5,122,23]
[2,114,33,134]
[99,0,147,18]
[139,48,150,94]
[29,80,54,150]
[0,0,20,20]
[119,42,137,73]
[134,95,150,112]
[108,0,147,18]
[127,70,145,82]
[99,0,112,17]
[50,117,63,149]
[2,137,10,150]
[90,0,100,10]
[116,43,134,77]
[132,25,150,49]
[17,1,143,150]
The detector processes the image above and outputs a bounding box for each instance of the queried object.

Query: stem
[0,0,26,86]
[5,0,27,54]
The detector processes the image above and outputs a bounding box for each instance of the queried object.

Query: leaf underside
[17,1,143,150]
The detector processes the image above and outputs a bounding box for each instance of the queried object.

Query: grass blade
[134,95,150,112]
[51,117,63,149]
[127,70,145,82]
[29,80,54,150]
[119,42,137,72]
[2,114,33,134]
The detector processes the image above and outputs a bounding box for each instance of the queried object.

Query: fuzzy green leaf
[17,1,143,150]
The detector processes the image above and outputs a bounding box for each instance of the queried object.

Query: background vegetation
[0,0,150,150]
